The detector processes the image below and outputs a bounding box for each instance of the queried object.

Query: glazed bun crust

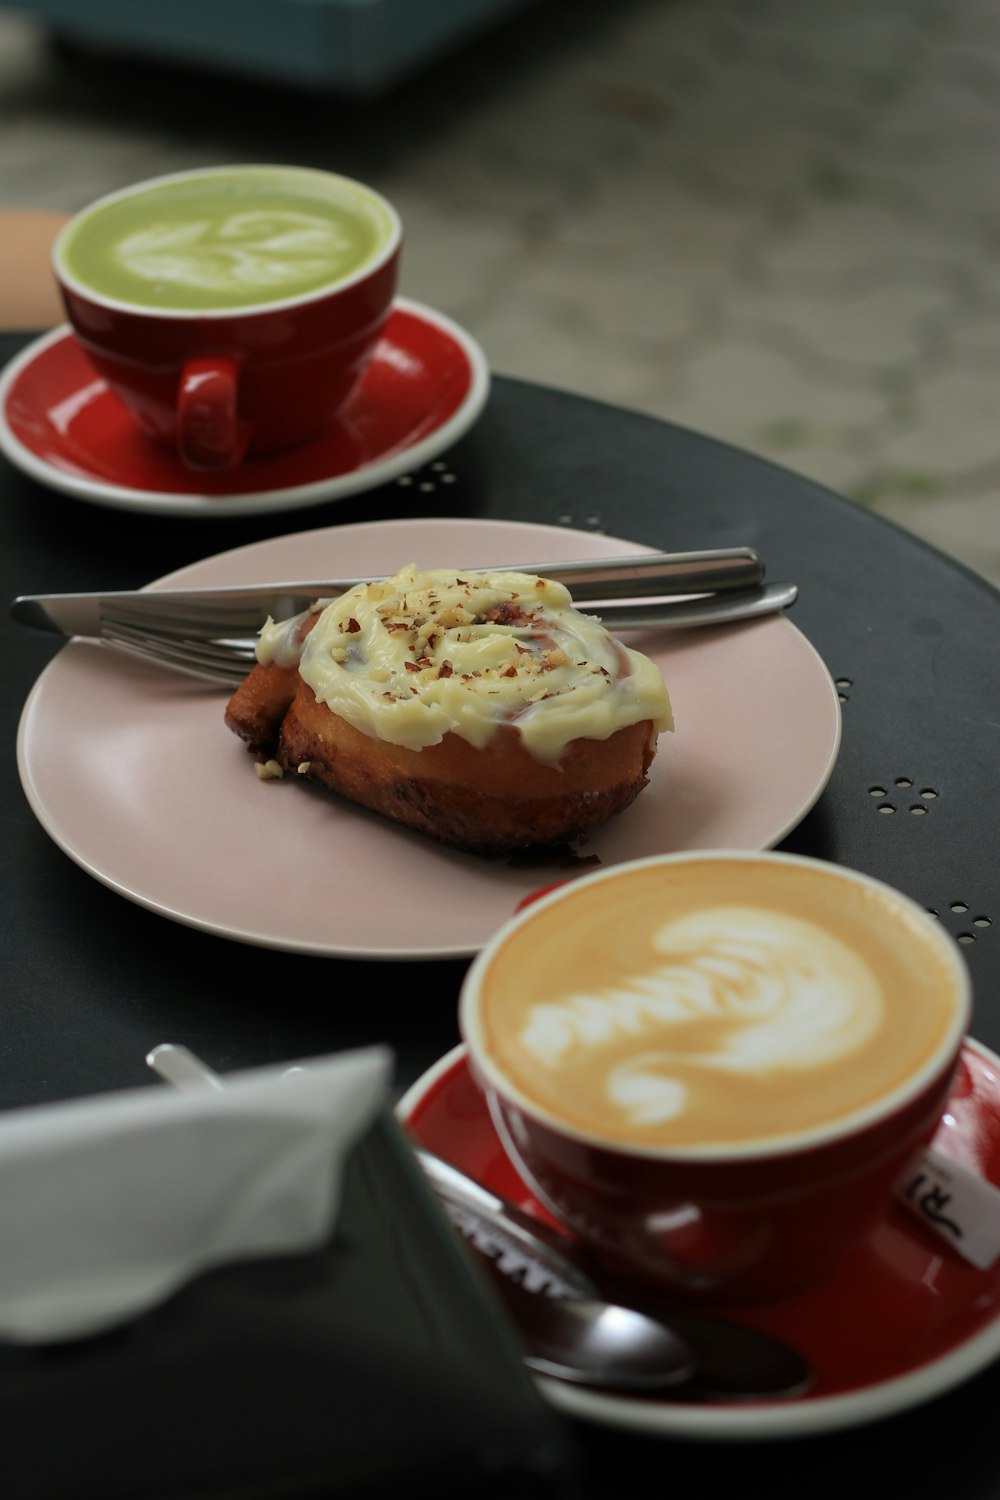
[226,664,658,855]
[224,659,299,751]
[290,681,657,853]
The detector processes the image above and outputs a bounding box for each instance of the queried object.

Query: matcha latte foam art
[55,167,399,312]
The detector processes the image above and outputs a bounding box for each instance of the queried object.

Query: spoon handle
[414,1149,599,1301]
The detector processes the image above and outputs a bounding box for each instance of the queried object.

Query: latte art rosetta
[519,908,884,1127]
[473,857,963,1149]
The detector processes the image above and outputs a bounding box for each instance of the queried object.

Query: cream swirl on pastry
[256,563,673,763]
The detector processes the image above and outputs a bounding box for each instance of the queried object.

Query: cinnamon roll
[225,564,673,855]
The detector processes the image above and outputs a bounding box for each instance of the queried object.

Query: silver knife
[11,547,764,641]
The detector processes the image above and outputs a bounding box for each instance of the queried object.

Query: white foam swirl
[114,211,354,293]
[518,907,884,1127]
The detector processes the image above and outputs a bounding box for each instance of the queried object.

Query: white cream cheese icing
[255,563,673,763]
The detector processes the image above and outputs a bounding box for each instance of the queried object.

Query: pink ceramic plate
[16,517,841,959]
[398,1038,1000,1440]
[0,300,489,517]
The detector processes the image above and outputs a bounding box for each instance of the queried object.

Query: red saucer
[398,1039,1000,1439]
[0,299,489,518]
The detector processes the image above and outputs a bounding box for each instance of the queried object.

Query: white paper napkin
[0,1046,392,1343]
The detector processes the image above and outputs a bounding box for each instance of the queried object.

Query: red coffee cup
[52,165,402,471]
[461,852,972,1301]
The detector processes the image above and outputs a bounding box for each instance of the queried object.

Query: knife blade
[11,547,764,642]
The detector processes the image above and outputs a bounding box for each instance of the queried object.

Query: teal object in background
[0,0,541,95]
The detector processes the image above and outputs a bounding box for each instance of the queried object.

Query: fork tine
[103,641,247,687]
[102,611,259,649]
[103,618,256,666]
[104,642,249,687]
[101,624,253,686]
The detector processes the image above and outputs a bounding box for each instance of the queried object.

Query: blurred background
[2,0,998,587]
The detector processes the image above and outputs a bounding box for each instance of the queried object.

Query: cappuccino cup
[52,164,401,470]
[460,852,971,1300]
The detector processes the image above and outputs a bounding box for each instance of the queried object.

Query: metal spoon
[414,1148,695,1390]
[415,1149,812,1401]
[145,1045,813,1401]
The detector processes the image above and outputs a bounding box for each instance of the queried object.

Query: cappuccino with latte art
[461,852,971,1295]
[469,855,964,1152]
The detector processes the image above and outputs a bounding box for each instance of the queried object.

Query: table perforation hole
[836,677,852,703]
[556,512,604,529]
[869,775,938,818]
[931,902,992,945]
[396,463,457,492]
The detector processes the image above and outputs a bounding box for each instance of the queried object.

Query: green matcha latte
[55,166,399,312]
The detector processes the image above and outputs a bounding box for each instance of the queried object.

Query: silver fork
[11,549,797,688]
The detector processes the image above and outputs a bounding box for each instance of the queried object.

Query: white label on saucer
[895,1148,1000,1270]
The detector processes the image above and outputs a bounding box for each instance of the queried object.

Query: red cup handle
[177,356,249,470]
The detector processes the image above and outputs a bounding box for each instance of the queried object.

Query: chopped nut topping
[255,759,284,781]
[437,605,475,628]
[485,600,532,627]
[297,762,312,775]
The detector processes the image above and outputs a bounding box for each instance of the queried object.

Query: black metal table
[2,329,999,1497]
